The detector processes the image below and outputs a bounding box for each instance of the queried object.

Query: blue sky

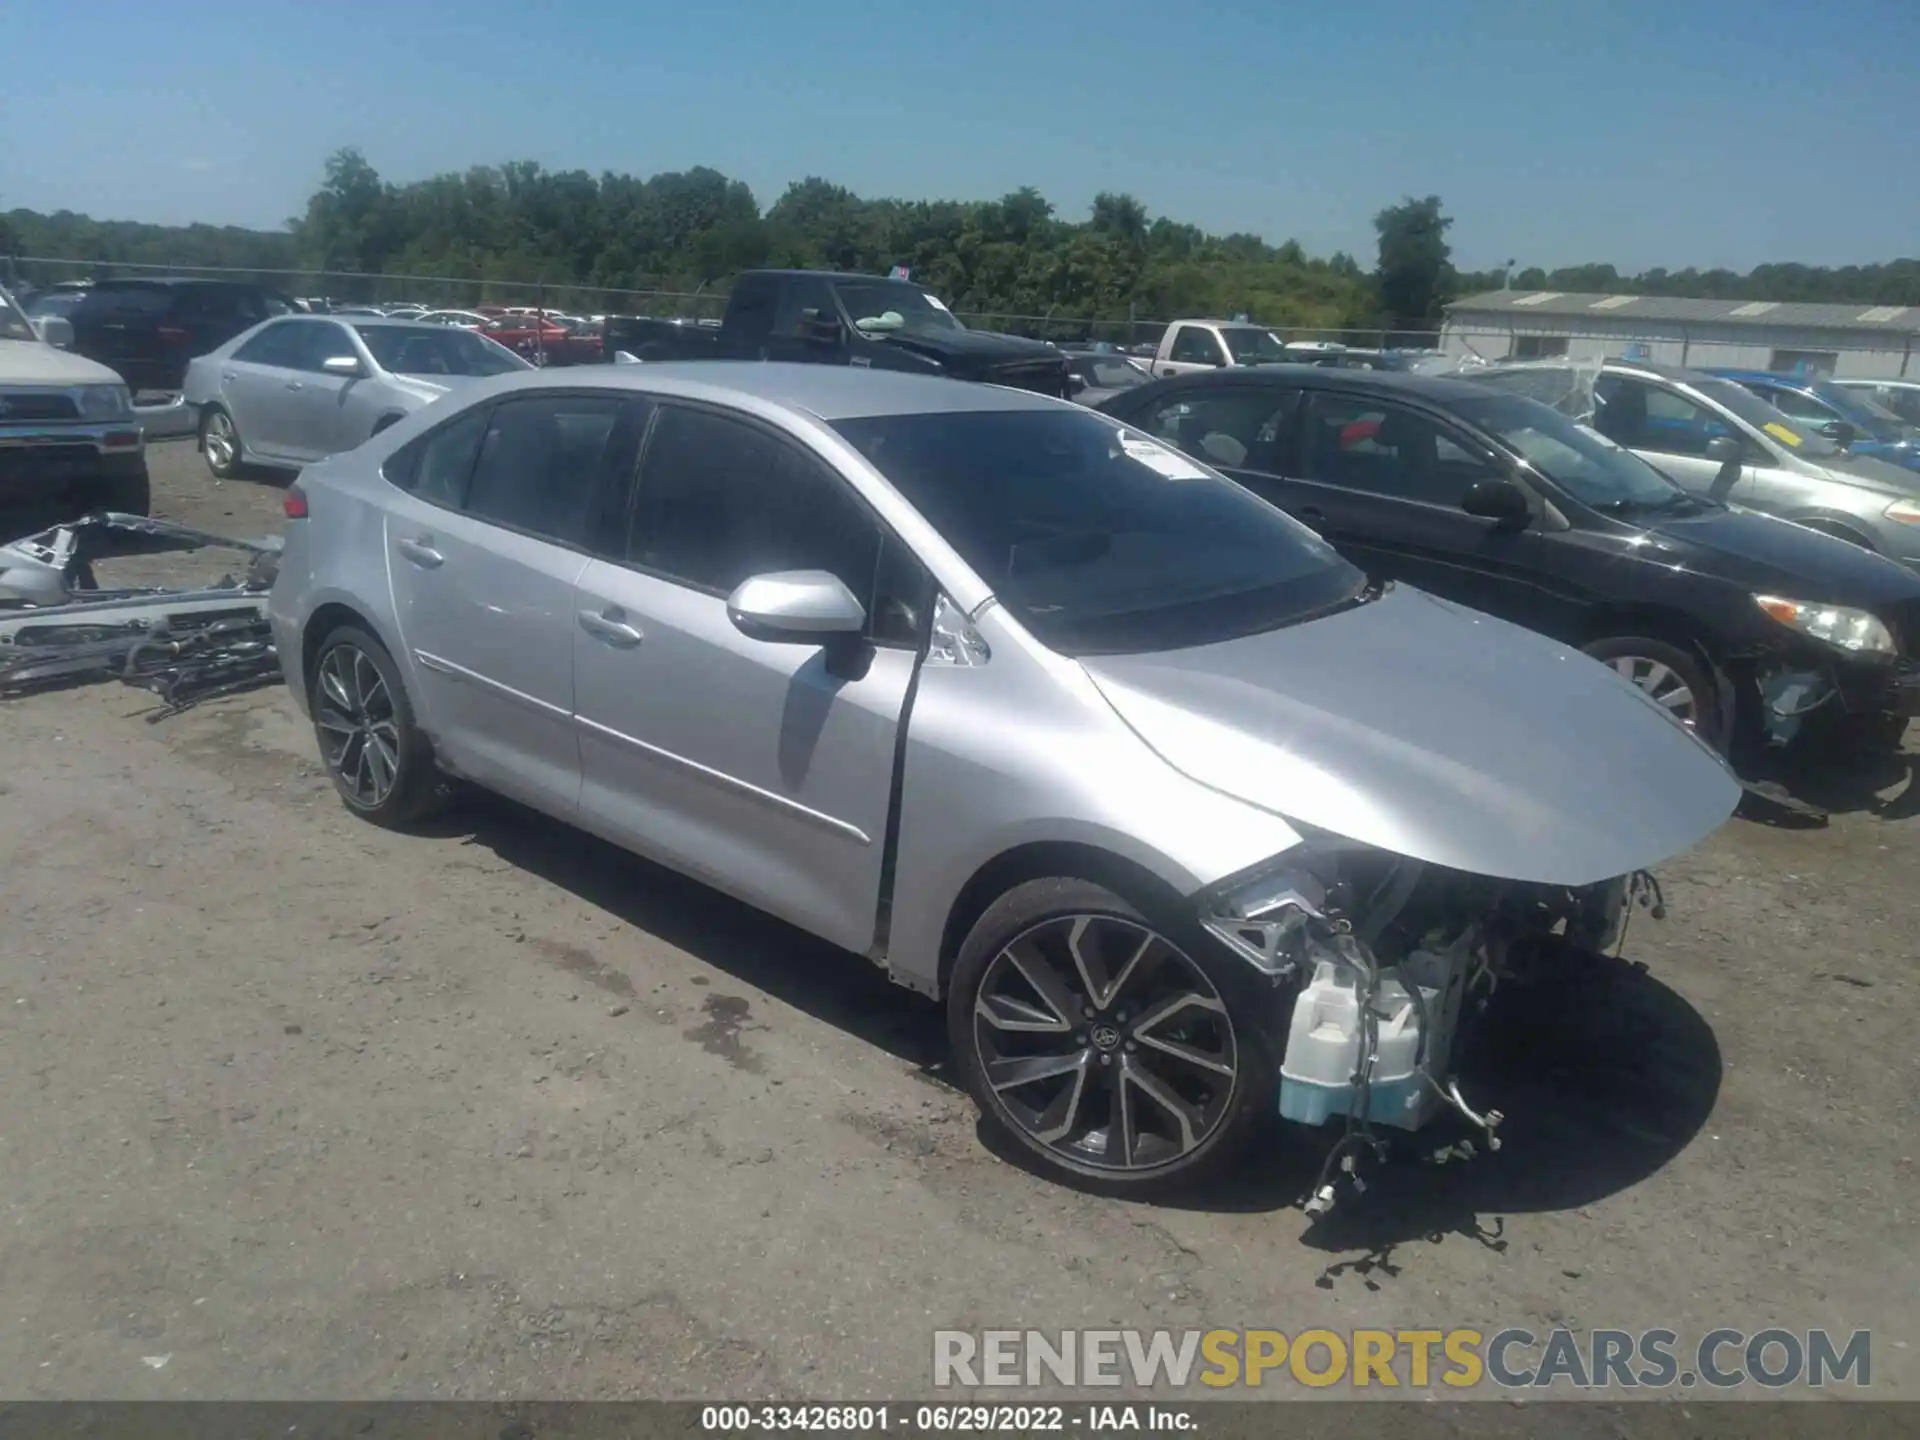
[2,0,1916,273]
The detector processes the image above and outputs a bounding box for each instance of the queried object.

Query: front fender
[881,647,1300,998]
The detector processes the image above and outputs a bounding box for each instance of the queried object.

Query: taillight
[283,483,309,519]
[157,326,191,345]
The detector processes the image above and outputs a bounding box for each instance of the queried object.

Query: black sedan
[1096,368,1920,759]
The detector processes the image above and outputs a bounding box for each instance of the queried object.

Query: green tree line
[6,150,1919,331]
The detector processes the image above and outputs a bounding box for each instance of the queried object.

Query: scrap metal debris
[0,511,284,714]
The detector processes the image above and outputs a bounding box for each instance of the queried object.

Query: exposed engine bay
[1202,841,1662,1217]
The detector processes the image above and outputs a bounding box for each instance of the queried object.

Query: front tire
[309,626,445,828]
[200,405,243,479]
[1583,634,1725,752]
[948,877,1273,1194]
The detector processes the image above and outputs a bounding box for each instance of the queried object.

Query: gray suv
[1465,360,1920,567]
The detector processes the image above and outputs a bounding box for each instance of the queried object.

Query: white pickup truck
[1141,318,1300,376]
[0,285,150,516]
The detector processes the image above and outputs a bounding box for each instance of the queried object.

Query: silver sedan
[267,363,1736,1197]
[184,315,529,476]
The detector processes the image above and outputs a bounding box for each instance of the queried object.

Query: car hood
[1793,448,1920,496]
[877,326,1064,367]
[1079,586,1740,887]
[0,338,125,387]
[1639,503,1920,606]
[386,373,489,402]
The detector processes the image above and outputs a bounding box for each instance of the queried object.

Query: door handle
[220,371,237,383]
[285,380,304,391]
[396,536,443,569]
[1297,506,1325,523]
[578,607,644,648]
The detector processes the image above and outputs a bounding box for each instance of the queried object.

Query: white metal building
[1440,290,1920,378]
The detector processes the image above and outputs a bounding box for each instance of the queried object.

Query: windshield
[1688,377,1847,458]
[831,407,1365,655]
[1219,327,1290,363]
[354,324,531,376]
[1811,382,1912,441]
[1451,393,1686,510]
[833,282,963,336]
[0,286,34,342]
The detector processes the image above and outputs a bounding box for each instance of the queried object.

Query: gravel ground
[0,439,1913,1403]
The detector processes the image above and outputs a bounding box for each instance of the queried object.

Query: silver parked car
[184,315,529,476]
[1463,359,1920,566]
[268,364,1737,1200]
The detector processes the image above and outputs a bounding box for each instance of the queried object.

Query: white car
[0,284,149,515]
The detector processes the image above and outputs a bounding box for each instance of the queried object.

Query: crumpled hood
[1080,586,1740,887]
[0,338,124,387]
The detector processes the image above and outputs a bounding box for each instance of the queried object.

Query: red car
[478,313,571,364]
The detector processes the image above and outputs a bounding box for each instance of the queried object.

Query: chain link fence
[4,254,1441,354]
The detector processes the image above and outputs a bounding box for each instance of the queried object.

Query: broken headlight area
[0,511,283,715]
[1200,842,1666,1218]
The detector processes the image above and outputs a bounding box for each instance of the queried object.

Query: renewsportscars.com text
[932,1327,1872,1391]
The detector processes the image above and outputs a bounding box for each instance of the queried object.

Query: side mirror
[1066,374,1088,396]
[322,354,364,377]
[30,315,73,349]
[726,570,867,644]
[1461,478,1532,526]
[1703,434,1745,500]
[1822,419,1857,448]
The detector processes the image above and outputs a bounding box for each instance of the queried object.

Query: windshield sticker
[1119,433,1208,480]
[1764,421,1803,447]
[923,292,951,313]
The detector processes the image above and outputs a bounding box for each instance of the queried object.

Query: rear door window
[1300,393,1500,505]
[233,321,307,368]
[462,394,629,547]
[384,407,491,506]
[1142,386,1299,472]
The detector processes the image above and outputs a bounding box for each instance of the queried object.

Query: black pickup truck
[603,269,1073,399]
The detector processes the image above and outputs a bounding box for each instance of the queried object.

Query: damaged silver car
[269,365,1741,1205]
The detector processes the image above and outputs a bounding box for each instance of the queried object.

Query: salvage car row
[7,266,1919,1213]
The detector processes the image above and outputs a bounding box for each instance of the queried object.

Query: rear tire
[200,404,243,479]
[947,876,1274,1196]
[1583,634,1725,752]
[308,625,446,828]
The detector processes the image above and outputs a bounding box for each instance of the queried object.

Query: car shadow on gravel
[1741,744,1920,825]
[425,789,954,1079]
[425,794,1720,1248]
[1156,949,1724,1254]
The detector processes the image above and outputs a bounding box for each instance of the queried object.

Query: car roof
[463,361,1076,420]
[1700,367,1807,384]
[1136,364,1500,405]
[330,315,459,329]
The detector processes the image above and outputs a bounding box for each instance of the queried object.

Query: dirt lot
[0,438,1914,1402]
